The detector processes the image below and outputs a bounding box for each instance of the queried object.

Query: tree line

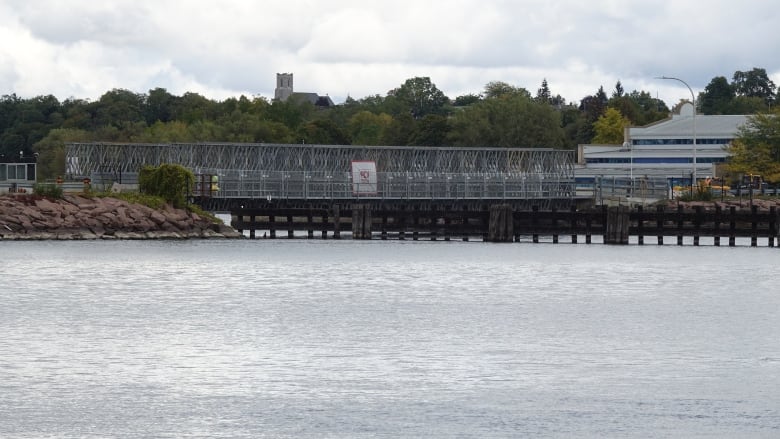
[0,67,777,180]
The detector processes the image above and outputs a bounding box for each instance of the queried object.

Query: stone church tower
[274,73,293,101]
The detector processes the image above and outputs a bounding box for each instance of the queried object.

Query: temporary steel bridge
[66,142,577,209]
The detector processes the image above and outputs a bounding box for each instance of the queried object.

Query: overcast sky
[1,0,779,108]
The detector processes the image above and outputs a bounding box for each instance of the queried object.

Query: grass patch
[187,203,222,224]
[93,191,222,224]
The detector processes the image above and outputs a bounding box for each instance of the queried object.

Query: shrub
[138,163,194,208]
[32,183,64,199]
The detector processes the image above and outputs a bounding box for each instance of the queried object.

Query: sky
[1,0,779,109]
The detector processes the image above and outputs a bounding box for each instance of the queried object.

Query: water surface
[1,240,779,438]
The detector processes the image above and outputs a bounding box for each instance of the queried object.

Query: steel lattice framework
[66,142,573,175]
[65,142,575,202]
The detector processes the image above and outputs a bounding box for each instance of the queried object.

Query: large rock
[0,194,243,240]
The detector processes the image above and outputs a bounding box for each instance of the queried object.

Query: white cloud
[0,0,778,108]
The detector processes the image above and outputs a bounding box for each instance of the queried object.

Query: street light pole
[657,76,697,185]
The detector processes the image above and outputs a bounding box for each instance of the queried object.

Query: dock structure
[64,142,780,246]
[231,204,780,247]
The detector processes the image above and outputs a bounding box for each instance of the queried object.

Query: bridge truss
[66,142,576,206]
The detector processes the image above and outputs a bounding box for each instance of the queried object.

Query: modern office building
[576,103,749,186]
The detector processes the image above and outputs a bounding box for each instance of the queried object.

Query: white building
[576,103,749,187]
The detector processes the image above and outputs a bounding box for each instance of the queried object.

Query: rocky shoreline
[662,198,780,211]
[0,194,243,240]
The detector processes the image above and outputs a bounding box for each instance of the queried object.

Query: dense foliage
[0,68,776,180]
[726,108,780,184]
[138,163,194,208]
[32,182,63,199]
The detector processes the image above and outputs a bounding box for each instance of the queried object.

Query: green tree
[33,128,91,180]
[575,86,609,144]
[139,163,194,208]
[535,79,551,103]
[732,67,777,105]
[171,92,219,123]
[449,92,565,148]
[612,80,624,99]
[348,111,393,145]
[592,108,630,144]
[483,81,530,99]
[699,76,735,115]
[139,120,195,143]
[298,118,350,145]
[266,99,313,132]
[61,98,93,130]
[408,114,449,146]
[388,77,449,119]
[0,94,64,157]
[94,89,145,128]
[725,109,780,183]
[453,94,481,106]
[144,87,175,124]
[728,96,768,115]
[381,113,416,146]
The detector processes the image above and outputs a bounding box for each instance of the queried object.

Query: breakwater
[0,194,242,240]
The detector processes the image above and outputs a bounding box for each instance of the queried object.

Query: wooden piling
[694,206,702,246]
[352,204,372,239]
[605,205,629,245]
[714,205,721,246]
[677,205,683,246]
[636,205,644,245]
[532,205,540,243]
[332,205,341,239]
[751,205,758,247]
[488,204,514,242]
[570,205,578,244]
[227,202,780,247]
[729,206,736,246]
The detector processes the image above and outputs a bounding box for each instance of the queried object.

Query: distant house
[274,73,334,108]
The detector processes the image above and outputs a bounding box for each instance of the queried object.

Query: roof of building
[291,92,335,107]
[629,113,750,138]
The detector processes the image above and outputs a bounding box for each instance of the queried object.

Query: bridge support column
[605,205,629,245]
[352,204,372,239]
[488,204,514,242]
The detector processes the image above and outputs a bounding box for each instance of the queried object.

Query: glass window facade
[633,138,733,145]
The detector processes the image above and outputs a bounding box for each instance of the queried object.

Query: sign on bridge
[351,160,377,195]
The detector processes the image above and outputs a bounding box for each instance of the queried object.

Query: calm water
[1,239,779,438]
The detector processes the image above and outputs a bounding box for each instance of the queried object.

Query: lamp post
[657,76,697,185]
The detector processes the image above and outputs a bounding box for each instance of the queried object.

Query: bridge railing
[196,171,575,200]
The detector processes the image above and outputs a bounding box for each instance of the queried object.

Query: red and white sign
[351,160,377,195]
